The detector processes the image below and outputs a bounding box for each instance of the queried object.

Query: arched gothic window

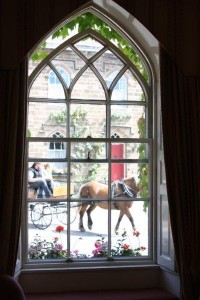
[26,7,160,269]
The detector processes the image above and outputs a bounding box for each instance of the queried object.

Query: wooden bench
[28,184,74,199]
[53,184,74,198]
[28,189,37,199]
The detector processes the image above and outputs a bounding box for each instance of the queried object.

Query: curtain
[0,60,27,275]
[0,1,199,298]
[160,46,200,300]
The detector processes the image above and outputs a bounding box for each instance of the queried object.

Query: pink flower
[55,243,63,251]
[140,246,146,251]
[92,249,99,255]
[133,230,140,237]
[73,250,79,255]
[94,241,101,248]
[97,245,103,252]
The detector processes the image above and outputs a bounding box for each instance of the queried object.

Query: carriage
[28,185,77,230]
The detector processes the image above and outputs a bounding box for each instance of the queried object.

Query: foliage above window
[31,12,148,82]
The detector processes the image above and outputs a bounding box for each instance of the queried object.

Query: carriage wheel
[30,202,53,229]
[56,203,77,225]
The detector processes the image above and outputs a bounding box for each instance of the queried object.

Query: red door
[111,144,124,182]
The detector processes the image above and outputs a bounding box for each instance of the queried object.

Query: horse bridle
[112,180,138,198]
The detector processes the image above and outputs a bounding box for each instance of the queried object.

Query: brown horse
[72,177,139,234]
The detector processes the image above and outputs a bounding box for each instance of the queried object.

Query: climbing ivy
[49,111,67,124]
[31,12,148,82]
[137,115,149,212]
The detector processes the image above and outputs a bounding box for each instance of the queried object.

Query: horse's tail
[71,185,84,213]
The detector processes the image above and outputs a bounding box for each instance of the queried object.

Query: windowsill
[22,259,159,271]
[18,263,180,297]
[19,263,163,294]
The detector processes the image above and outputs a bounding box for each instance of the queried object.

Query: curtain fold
[160,46,200,300]
[0,60,27,275]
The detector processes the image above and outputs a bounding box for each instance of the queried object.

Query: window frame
[23,10,157,270]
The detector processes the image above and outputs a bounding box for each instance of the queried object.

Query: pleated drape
[160,46,200,300]
[0,61,27,275]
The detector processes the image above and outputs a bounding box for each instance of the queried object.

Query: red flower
[123,244,130,250]
[133,230,140,237]
[55,225,64,233]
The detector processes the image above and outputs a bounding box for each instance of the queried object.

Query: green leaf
[30,12,149,82]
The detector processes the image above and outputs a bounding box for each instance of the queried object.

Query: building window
[48,132,66,158]
[26,10,154,267]
[47,132,67,170]
[107,71,127,100]
[48,67,70,98]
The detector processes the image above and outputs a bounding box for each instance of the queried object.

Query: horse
[72,176,139,234]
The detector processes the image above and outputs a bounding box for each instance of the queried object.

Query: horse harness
[111,180,137,209]
[80,179,137,210]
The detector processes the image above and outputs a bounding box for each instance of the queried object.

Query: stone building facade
[28,38,145,190]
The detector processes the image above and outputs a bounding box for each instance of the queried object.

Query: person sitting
[42,163,54,194]
[28,162,52,198]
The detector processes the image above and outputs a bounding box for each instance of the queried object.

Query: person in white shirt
[28,162,52,198]
[42,163,54,194]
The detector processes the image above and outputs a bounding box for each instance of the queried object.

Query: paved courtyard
[28,201,148,258]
